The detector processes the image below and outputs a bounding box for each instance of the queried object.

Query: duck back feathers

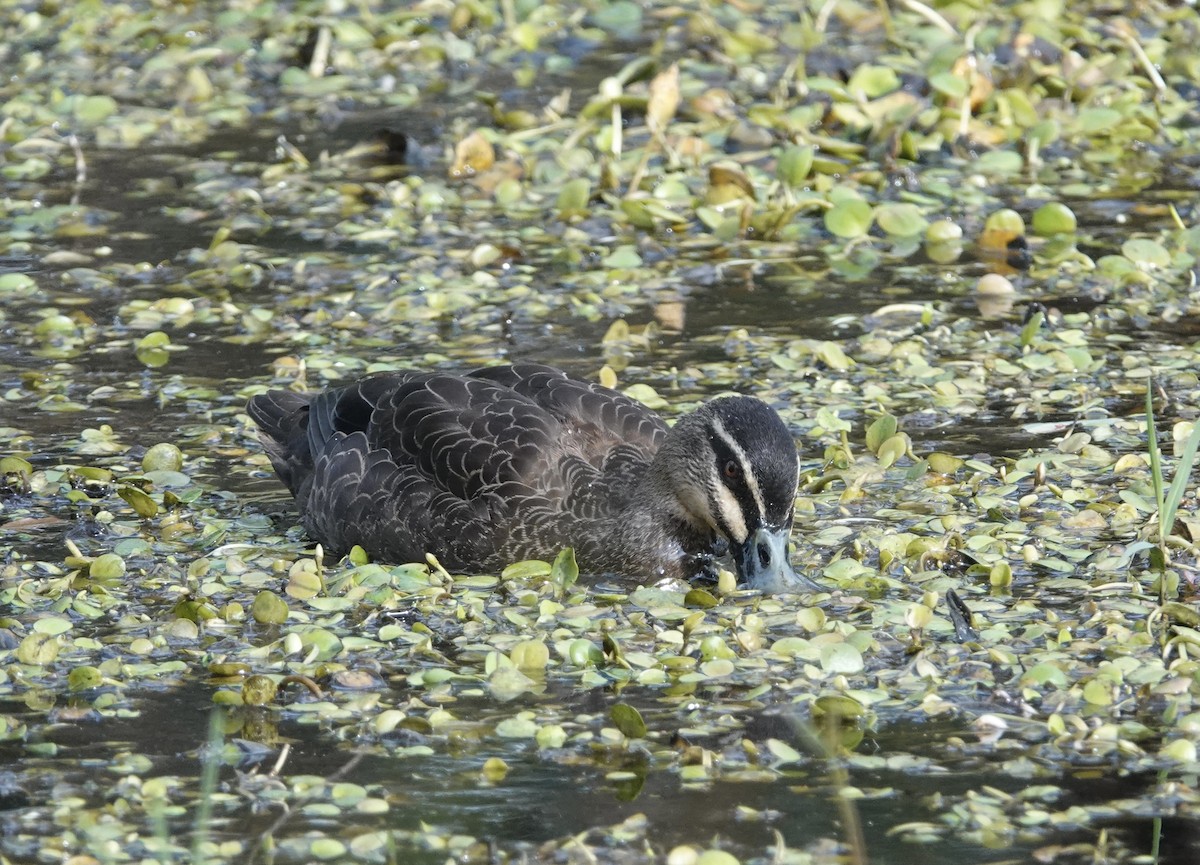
[248,364,675,573]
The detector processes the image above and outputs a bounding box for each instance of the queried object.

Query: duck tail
[246,390,313,494]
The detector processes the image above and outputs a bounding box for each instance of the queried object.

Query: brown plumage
[247,364,818,592]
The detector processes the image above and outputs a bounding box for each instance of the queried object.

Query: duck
[246,363,820,593]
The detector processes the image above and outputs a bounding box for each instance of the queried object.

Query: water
[4,23,1200,865]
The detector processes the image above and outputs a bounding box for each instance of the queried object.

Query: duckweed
[2,1,1200,863]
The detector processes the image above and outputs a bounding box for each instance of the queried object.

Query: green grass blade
[1146,384,1165,537]
[1162,417,1200,537]
[191,708,225,865]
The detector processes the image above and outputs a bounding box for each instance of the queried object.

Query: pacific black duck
[247,363,819,593]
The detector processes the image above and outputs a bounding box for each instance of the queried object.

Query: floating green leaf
[1122,238,1170,268]
[824,197,874,238]
[556,178,591,219]
[1031,202,1077,236]
[251,590,289,625]
[118,485,159,518]
[875,203,928,237]
[610,703,647,738]
[550,547,578,595]
[89,553,127,579]
[776,145,814,186]
[865,413,898,454]
[846,64,900,98]
[68,666,103,691]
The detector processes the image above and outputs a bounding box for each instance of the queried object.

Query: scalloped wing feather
[248,366,665,570]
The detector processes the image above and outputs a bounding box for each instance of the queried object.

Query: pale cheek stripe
[712,482,748,543]
[710,416,766,524]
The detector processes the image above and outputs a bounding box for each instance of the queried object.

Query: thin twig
[279,674,324,698]
[267,743,291,777]
[897,0,958,37]
[68,133,87,184]
[787,713,869,865]
[958,23,985,140]
[1110,19,1167,96]
[245,751,366,865]
[307,24,331,77]
[814,0,837,34]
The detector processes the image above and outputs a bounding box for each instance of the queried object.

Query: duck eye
[723,460,740,480]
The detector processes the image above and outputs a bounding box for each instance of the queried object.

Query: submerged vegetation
[2,0,1200,862]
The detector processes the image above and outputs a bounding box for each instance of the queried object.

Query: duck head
[656,396,823,593]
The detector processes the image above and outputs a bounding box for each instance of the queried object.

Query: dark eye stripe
[709,416,769,521]
[709,435,762,528]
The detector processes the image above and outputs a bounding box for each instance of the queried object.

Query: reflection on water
[1,687,1187,865]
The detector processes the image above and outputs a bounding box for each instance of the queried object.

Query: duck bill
[734,526,823,593]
